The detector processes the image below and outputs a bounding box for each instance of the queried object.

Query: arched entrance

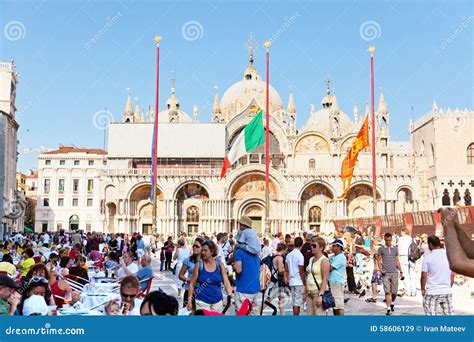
[129,184,163,233]
[346,184,381,218]
[106,203,116,232]
[239,201,265,235]
[300,182,334,232]
[175,182,209,234]
[69,215,79,231]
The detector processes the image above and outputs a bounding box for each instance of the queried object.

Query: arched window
[309,159,315,170]
[428,143,435,166]
[419,141,425,156]
[467,143,474,164]
[309,206,322,223]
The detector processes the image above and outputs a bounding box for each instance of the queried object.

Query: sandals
[365,298,377,303]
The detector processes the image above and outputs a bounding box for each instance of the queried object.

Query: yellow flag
[338,115,369,199]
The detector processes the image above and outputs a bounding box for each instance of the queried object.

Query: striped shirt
[377,246,399,274]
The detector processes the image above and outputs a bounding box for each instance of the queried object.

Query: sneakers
[359,289,366,298]
[390,304,395,312]
[386,309,392,316]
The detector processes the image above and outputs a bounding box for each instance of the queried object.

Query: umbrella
[24,227,34,233]
[343,226,357,234]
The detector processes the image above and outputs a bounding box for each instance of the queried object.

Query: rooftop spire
[243,33,260,80]
[134,97,141,122]
[377,88,387,114]
[247,32,255,64]
[432,100,439,113]
[124,88,133,115]
[287,86,296,114]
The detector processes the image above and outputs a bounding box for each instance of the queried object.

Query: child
[104,300,120,315]
[160,247,166,272]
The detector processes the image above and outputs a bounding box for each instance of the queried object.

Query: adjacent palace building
[34,49,474,236]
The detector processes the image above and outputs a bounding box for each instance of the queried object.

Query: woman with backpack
[264,243,289,315]
[305,237,330,315]
[187,240,233,313]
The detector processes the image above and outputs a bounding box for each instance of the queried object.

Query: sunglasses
[28,276,48,285]
[311,244,318,248]
[120,292,137,299]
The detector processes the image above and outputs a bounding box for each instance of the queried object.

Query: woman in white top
[173,238,191,298]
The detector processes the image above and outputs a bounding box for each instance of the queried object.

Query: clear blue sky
[1,0,472,172]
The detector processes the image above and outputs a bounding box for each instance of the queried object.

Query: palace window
[44,179,50,194]
[74,160,80,166]
[186,206,200,222]
[87,179,94,193]
[59,160,65,165]
[43,198,49,207]
[73,179,79,193]
[72,198,78,206]
[309,159,315,170]
[58,198,64,206]
[467,143,474,164]
[88,160,94,166]
[45,160,51,165]
[58,179,65,193]
[87,198,93,207]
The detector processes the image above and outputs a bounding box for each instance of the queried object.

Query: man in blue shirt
[232,217,261,315]
[136,255,154,292]
[329,239,347,315]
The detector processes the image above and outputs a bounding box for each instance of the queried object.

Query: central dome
[220,57,284,122]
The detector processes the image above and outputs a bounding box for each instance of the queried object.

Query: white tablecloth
[83,282,119,293]
[80,292,120,311]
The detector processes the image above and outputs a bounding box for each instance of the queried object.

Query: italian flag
[220,110,264,178]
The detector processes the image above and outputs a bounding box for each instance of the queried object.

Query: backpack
[408,239,422,262]
[259,262,271,292]
[262,255,279,284]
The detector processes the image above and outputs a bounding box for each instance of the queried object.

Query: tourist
[159,247,166,272]
[17,277,54,315]
[69,243,82,261]
[179,237,203,309]
[116,252,139,279]
[306,237,330,315]
[378,232,403,315]
[421,235,454,315]
[118,275,142,315]
[441,208,474,277]
[136,255,153,292]
[136,235,145,258]
[22,295,50,316]
[285,236,305,316]
[140,290,178,316]
[0,254,17,278]
[45,252,59,274]
[164,236,174,271]
[48,266,74,308]
[260,238,273,259]
[219,232,231,261]
[232,223,261,315]
[173,238,191,298]
[187,240,233,313]
[216,233,228,266]
[265,243,288,315]
[398,228,417,297]
[68,255,89,285]
[329,238,346,315]
[0,275,19,315]
[16,247,35,281]
[365,240,383,303]
[301,232,314,268]
[104,300,120,315]
[234,216,260,255]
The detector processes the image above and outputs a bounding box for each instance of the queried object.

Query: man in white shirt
[117,252,139,279]
[119,275,143,315]
[285,237,306,315]
[42,232,50,244]
[397,228,417,296]
[421,235,454,315]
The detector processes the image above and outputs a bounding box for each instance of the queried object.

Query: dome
[220,79,284,122]
[302,107,354,134]
[220,55,284,122]
[157,109,192,123]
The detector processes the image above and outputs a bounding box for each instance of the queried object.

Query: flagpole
[264,40,271,234]
[152,35,161,235]
[369,45,376,217]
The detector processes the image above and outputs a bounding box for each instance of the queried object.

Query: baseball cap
[0,275,17,289]
[330,239,345,249]
[23,295,49,316]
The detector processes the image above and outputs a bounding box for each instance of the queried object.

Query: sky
[1,0,473,173]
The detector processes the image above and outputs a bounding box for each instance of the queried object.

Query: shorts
[371,270,383,285]
[382,273,399,294]
[195,299,223,313]
[289,285,304,307]
[423,294,453,315]
[330,283,345,310]
[235,292,261,316]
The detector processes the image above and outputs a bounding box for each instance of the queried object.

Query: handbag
[310,257,335,310]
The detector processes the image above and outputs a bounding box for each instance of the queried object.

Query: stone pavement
[147,255,474,316]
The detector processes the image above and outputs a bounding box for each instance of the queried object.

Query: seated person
[234,216,260,255]
[136,255,153,292]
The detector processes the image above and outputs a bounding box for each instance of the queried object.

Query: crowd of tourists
[0,208,469,316]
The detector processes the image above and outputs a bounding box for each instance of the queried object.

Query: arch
[237,199,266,235]
[298,180,336,201]
[104,184,117,200]
[346,183,381,218]
[126,181,164,200]
[396,186,413,202]
[467,142,474,164]
[173,181,210,200]
[69,215,79,231]
[229,172,280,201]
[293,133,331,154]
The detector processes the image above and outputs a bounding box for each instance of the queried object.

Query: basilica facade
[35,49,474,236]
